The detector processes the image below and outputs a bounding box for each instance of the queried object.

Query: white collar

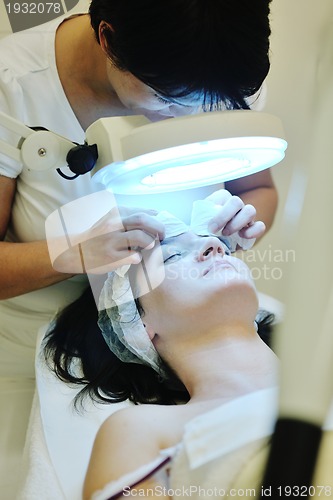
[183,387,278,469]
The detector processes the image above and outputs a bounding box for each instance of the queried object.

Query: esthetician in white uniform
[0,0,276,495]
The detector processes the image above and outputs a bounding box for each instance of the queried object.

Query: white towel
[19,325,130,500]
[17,391,65,500]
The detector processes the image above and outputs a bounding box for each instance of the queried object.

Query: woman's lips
[203,259,235,276]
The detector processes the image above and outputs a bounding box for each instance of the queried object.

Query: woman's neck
[171,328,279,405]
[55,15,127,129]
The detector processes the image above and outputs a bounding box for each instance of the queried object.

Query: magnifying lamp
[0,110,287,194]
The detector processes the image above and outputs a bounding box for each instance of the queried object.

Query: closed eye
[160,234,231,264]
[163,252,182,264]
[154,93,195,108]
[155,94,171,105]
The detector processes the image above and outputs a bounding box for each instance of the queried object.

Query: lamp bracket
[0,110,95,173]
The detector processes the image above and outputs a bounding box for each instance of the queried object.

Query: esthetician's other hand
[206,189,266,241]
[52,206,165,274]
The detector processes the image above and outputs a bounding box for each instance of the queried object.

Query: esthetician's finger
[118,206,158,217]
[118,229,157,251]
[222,204,256,235]
[238,221,266,239]
[122,213,165,240]
[62,237,144,274]
[205,189,232,206]
[81,250,143,274]
[208,196,244,233]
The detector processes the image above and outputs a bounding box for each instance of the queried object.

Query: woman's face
[105,62,201,121]
[135,232,258,337]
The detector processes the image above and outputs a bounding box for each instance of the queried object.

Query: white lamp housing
[0,109,286,194]
[88,110,287,194]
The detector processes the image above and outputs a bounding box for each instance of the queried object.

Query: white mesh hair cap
[98,268,166,376]
[97,210,189,378]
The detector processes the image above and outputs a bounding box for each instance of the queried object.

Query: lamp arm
[0,110,82,172]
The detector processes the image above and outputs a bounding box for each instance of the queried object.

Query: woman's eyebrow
[161,234,218,247]
[160,236,179,247]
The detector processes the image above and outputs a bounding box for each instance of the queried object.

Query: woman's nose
[197,237,225,261]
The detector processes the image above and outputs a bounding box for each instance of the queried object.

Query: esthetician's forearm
[225,169,278,232]
[0,240,75,299]
[237,185,278,232]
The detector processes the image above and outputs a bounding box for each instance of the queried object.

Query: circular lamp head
[90,111,287,195]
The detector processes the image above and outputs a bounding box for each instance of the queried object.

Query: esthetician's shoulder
[0,13,84,75]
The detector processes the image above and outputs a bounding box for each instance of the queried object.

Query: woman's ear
[98,21,114,54]
[143,323,157,341]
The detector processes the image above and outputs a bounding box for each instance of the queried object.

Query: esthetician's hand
[206,189,266,241]
[52,206,165,274]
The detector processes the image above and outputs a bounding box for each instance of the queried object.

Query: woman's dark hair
[44,286,188,409]
[43,286,275,409]
[89,0,272,110]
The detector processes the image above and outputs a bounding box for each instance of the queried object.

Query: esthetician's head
[89,0,272,117]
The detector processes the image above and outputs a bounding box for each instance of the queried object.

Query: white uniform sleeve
[0,64,25,178]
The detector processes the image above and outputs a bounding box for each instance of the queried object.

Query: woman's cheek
[165,264,180,282]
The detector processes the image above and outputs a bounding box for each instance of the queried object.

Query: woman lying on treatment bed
[86,235,278,499]
[44,194,281,499]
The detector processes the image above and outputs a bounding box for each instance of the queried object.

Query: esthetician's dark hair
[44,286,275,409]
[89,0,272,110]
